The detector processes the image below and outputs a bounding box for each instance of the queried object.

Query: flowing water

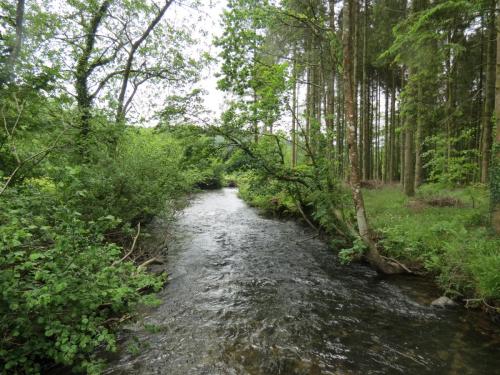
[105,188,500,375]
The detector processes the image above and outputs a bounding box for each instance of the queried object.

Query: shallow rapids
[105,188,500,375]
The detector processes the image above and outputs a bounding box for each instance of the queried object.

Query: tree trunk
[361,0,369,181]
[481,0,496,183]
[384,85,389,182]
[491,4,500,235]
[75,0,112,137]
[403,66,415,196]
[326,0,336,179]
[4,0,25,83]
[414,81,423,190]
[389,74,396,181]
[404,113,415,195]
[337,72,345,177]
[292,46,298,168]
[342,0,404,274]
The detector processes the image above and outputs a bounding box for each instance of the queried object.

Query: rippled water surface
[105,188,500,375]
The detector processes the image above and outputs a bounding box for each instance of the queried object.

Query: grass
[364,184,500,302]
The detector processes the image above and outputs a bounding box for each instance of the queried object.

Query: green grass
[364,184,500,301]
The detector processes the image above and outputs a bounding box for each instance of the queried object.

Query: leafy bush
[47,128,191,226]
[160,125,225,190]
[0,124,212,373]
[0,185,163,374]
[237,170,298,216]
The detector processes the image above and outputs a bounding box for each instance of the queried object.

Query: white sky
[165,0,228,123]
[196,0,227,118]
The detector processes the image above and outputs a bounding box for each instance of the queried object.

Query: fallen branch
[295,233,319,244]
[103,313,132,326]
[381,256,413,274]
[112,222,141,266]
[464,298,500,312]
[295,200,319,232]
[137,257,164,270]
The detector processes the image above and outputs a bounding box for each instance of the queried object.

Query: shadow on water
[104,188,500,375]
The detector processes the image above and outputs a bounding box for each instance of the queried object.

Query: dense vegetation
[0,0,223,373]
[216,0,500,304]
[1,0,500,373]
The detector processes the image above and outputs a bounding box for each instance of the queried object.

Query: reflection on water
[105,188,500,375]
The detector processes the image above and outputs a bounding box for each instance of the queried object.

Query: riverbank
[364,184,499,310]
[230,173,499,313]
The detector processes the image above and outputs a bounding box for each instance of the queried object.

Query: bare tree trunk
[376,77,381,180]
[337,72,345,177]
[384,84,389,182]
[414,82,423,190]
[292,46,298,168]
[3,0,25,83]
[342,0,403,274]
[400,110,405,185]
[492,4,500,234]
[325,0,336,179]
[404,96,415,196]
[389,74,396,181]
[361,0,371,181]
[481,0,496,183]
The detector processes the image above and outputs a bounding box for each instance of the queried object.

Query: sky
[164,0,228,123]
[196,0,228,118]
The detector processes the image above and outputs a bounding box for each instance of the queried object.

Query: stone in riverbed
[431,296,457,308]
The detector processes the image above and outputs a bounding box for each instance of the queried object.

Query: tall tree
[480,0,496,183]
[74,0,113,137]
[2,0,25,83]
[342,0,402,274]
[492,2,500,234]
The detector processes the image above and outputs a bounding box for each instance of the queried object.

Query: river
[105,188,500,375]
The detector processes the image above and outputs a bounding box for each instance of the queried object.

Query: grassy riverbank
[230,172,499,308]
[364,185,499,304]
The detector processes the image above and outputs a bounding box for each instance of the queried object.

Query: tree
[74,0,113,137]
[342,0,403,274]
[1,0,25,83]
[115,0,174,122]
[492,2,500,234]
[480,0,496,183]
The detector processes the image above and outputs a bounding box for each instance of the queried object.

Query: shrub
[0,185,163,374]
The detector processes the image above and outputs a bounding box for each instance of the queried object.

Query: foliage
[0,183,164,374]
[0,0,217,372]
[423,130,479,186]
[0,111,218,373]
[237,170,298,216]
[59,128,192,225]
[363,185,499,300]
[338,238,366,265]
[162,125,225,190]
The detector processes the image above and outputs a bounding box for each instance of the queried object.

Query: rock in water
[431,296,457,308]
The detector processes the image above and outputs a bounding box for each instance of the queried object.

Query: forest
[1,0,499,374]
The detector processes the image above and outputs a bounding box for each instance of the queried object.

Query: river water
[105,188,500,375]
